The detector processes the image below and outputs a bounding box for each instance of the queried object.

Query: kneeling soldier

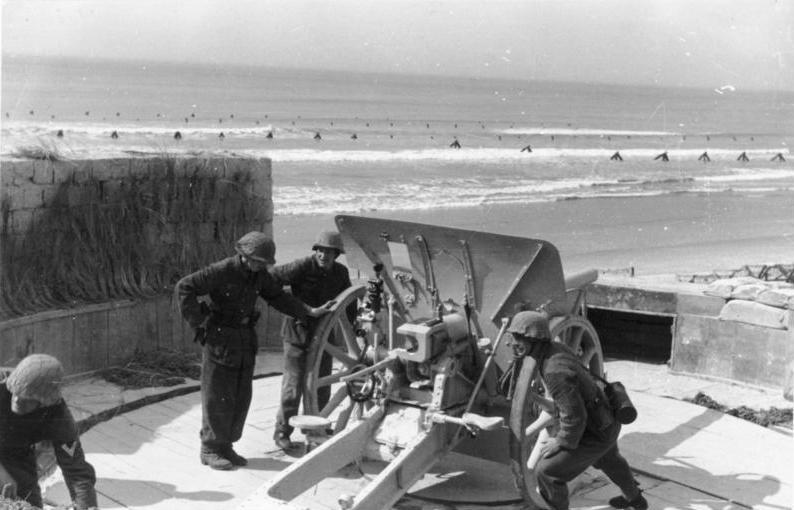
[0,354,98,509]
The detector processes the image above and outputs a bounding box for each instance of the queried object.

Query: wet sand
[271,190,794,277]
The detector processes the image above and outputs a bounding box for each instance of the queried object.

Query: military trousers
[274,340,332,440]
[200,326,256,452]
[535,423,639,510]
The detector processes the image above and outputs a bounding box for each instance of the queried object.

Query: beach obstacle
[654,151,669,162]
[173,131,182,140]
[266,131,274,139]
[771,153,786,162]
[610,151,623,161]
[737,152,750,162]
[698,151,710,162]
[521,144,532,153]
[450,139,461,149]
[110,131,119,139]
[56,129,64,138]
[219,132,225,140]
[351,133,358,140]
[314,132,322,141]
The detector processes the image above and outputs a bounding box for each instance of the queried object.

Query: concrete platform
[39,351,792,510]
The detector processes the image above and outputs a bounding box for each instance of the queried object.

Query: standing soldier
[508,311,647,510]
[270,230,354,451]
[0,354,98,509]
[176,231,332,470]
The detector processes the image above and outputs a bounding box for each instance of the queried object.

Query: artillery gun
[246,215,604,509]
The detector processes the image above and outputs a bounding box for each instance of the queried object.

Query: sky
[1,0,793,91]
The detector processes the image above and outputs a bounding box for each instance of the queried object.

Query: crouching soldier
[508,311,647,510]
[176,231,332,470]
[0,354,98,509]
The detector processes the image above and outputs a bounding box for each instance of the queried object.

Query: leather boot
[200,451,234,470]
[223,446,248,466]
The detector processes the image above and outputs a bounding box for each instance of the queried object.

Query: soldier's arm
[545,371,587,449]
[175,265,217,329]
[54,439,98,510]
[259,270,315,320]
[269,257,307,287]
[48,405,98,510]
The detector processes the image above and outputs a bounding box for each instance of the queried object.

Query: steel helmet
[235,231,276,264]
[312,230,345,254]
[5,354,64,406]
[507,311,551,340]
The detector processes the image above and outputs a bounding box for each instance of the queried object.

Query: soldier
[176,231,332,470]
[0,354,98,509]
[508,311,647,510]
[270,230,354,451]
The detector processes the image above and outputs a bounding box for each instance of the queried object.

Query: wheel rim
[303,285,368,423]
[508,315,603,506]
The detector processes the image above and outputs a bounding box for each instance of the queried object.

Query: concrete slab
[37,352,792,510]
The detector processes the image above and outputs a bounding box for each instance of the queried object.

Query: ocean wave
[501,127,680,136]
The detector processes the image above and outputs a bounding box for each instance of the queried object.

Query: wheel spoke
[333,399,354,431]
[320,386,349,418]
[570,328,585,353]
[338,316,361,359]
[324,342,360,368]
[318,366,358,387]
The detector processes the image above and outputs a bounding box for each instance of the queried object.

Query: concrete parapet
[588,274,793,391]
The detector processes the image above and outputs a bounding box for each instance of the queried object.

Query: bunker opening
[587,307,673,364]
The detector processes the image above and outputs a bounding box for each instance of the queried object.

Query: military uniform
[535,342,639,509]
[1,371,97,509]
[176,253,310,461]
[270,254,352,440]
[507,311,645,510]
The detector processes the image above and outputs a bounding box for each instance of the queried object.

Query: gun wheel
[303,284,369,429]
[508,315,603,507]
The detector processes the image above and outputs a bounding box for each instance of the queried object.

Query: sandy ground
[271,190,794,276]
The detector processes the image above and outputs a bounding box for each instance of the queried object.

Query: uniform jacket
[540,342,614,449]
[0,384,97,509]
[176,254,310,330]
[270,255,352,307]
[270,255,354,345]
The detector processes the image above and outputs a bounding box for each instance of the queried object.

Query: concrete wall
[588,277,793,390]
[671,314,793,389]
[0,156,286,373]
[0,297,285,373]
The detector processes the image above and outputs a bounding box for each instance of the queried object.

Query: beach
[3,57,793,279]
[272,190,794,277]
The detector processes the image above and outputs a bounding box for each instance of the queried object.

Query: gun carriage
[251,215,604,509]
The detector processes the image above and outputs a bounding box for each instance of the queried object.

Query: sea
[2,55,794,219]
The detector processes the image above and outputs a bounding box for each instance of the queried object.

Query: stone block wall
[1,156,274,241]
[0,156,285,373]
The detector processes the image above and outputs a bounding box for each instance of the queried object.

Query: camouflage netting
[0,158,266,319]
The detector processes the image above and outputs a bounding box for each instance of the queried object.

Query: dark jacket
[0,384,97,509]
[540,342,614,449]
[270,255,354,345]
[176,254,310,330]
[270,255,352,307]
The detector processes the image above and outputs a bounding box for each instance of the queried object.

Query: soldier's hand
[1,481,17,500]
[540,437,566,459]
[307,300,335,317]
